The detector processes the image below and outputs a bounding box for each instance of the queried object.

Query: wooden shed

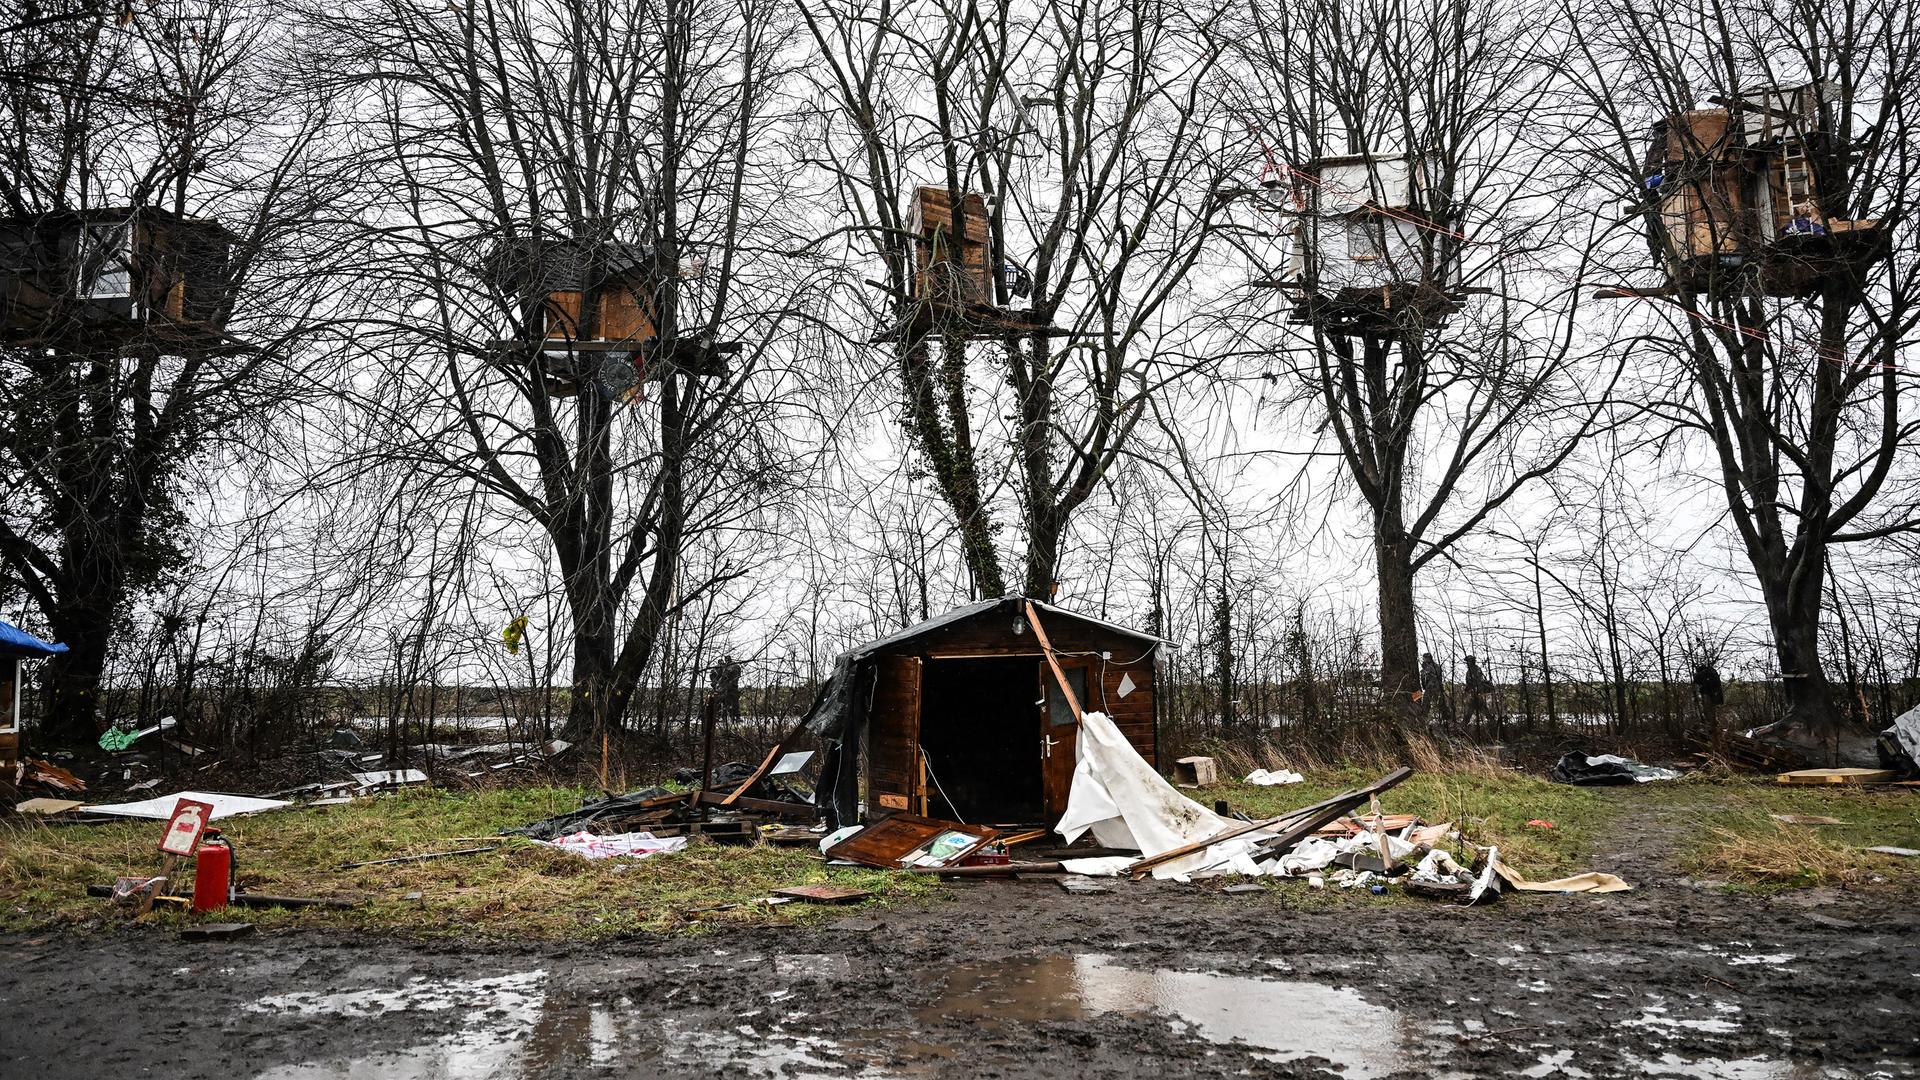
[0,206,235,353]
[808,597,1166,828]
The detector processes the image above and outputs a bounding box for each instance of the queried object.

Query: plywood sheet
[824,813,996,870]
[1776,768,1898,785]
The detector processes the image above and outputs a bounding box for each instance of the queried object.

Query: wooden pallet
[1776,768,1899,786]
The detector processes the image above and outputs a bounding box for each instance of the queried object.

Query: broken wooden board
[1866,846,1920,858]
[180,922,255,941]
[1776,768,1898,785]
[770,884,873,905]
[824,814,997,870]
[14,798,85,815]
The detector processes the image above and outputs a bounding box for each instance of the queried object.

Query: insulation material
[83,791,291,821]
[538,830,687,860]
[1056,712,1273,879]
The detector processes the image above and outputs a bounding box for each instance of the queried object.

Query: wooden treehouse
[488,237,736,399]
[1257,154,1470,338]
[0,207,236,355]
[1600,83,1886,300]
[898,186,1053,339]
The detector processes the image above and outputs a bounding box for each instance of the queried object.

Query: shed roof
[850,596,1168,660]
[0,621,66,659]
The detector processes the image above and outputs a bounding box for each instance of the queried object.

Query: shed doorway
[917,656,1044,824]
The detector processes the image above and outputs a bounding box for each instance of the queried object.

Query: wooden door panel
[867,655,922,813]
[1041,661,1088,819]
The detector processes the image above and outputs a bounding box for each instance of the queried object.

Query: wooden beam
[1024,600,1084,724]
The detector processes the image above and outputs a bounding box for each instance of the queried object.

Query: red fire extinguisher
[193,830,234,912]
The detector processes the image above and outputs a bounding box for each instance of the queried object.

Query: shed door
[867,655,923,814]
[1040,660,1089,820]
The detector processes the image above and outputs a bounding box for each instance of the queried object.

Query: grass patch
[1663,779,1920,889]
[1202,766,1619,876]
[0,787,939,940]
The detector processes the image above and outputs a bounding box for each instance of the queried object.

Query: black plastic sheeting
[1547,751,1681,786]
[507,786,677,840]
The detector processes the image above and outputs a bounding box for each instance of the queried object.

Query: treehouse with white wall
[1266,153,1468,337]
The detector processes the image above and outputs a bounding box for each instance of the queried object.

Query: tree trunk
[41,620,110,747]
[1766,563,1840,743]
[1375,530,1419,716]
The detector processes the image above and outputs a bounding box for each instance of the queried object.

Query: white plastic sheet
[1056,711,1275,879]
[1245,768,1304,786]
[538,830,687,860]
[82,791,292,821]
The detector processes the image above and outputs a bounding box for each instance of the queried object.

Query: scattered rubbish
[1526,819,1555,828]
[81,791,291,821]
[14,797,84,815]
[1865,846,1920,858]
[823,813,997,870]
[1549,752,1682,785]
[771,884,873,905]
[1172,756,1219,786]
[98,715,179,752]
[1487,851,1632,895]
[1776,768,1897,785]
[1769,814,1847,825]
[1878,704,1920,774]
[769,750,815,776]
[337,846,499,870]
[350,769,429,790]
[537,830,688,860]
[1059,877,1110,894]
[17,758,85,793]
[87,884,357,909]
[1245,767,1305,786]
[181,922,254,941]
[1221,883,1264,895]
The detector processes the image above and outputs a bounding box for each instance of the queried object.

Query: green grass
[1661,777,1920,889]
[0,787,938,940]
[1203,766,1618,877]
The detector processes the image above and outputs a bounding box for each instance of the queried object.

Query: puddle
[1626,1051,1819,1078]
[917,953,1417,1078]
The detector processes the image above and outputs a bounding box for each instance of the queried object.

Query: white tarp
[1246,768,1304,786]
[83,791,292,821]
[1055,711,1276,879]
[1888,704,1920,761]
[538,830,687,860]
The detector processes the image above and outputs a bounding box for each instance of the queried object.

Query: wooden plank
[1024,601,1085,724]
[719,713,811,807]
[1776,768,1898,785]
[1126,767,1412,879]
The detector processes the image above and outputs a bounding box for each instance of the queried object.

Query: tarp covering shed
[0,621,66,658]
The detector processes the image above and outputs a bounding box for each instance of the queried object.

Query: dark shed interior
[804,597,1163,829]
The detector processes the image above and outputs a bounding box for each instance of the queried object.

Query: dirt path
[7,838,1919,1079]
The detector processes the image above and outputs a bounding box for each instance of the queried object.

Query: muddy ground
[4,789,1917,1079]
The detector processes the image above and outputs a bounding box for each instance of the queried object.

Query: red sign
[158,798,215,857]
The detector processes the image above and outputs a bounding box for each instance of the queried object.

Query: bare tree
[0,0,332,742]
[796,0,1243,600]
[1562,0,1920,735]
[1228,0,1619,715]
[306,0,823,744]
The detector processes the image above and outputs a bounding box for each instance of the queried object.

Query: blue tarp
[0,621,67,659]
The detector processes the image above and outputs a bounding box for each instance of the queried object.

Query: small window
[1048,665,1088,727]
[76,221,132,299]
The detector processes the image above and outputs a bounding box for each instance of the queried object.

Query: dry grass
[1668,779,1920,889]
[0,787,938,940]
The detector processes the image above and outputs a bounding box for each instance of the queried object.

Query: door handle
[1042,734,1058,759]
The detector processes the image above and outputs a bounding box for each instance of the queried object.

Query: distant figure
[1463,655,1494,724]
[1693,661,1724,719]
[712,655,743,723]
[1420,652,1454,725]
